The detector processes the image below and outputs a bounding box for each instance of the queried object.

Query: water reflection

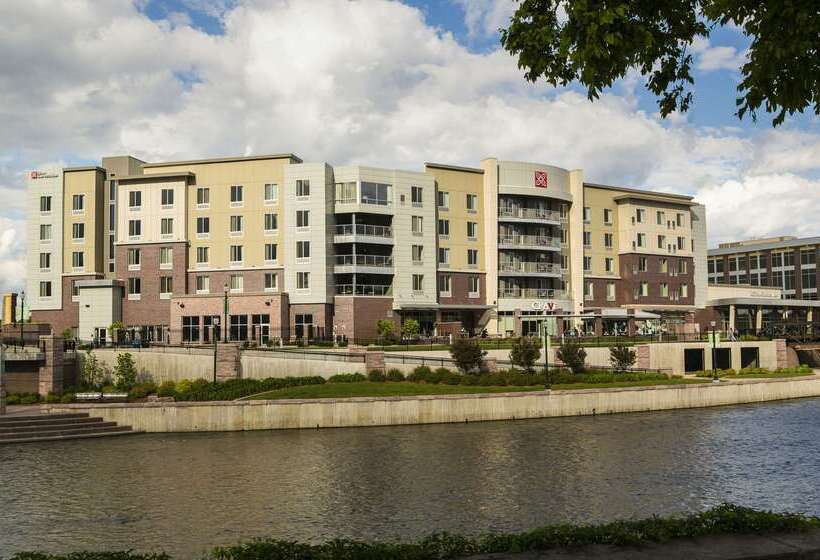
[3,398,820,558]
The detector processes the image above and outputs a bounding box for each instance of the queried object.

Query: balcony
[334,223,393,245]
[498,261,563,277]
[334,254,394,274]
[335,284,393,297]
[498,287,569,300]
[498,207,562,224]
[498,234,562,251]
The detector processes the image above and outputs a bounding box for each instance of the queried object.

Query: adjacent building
[27,153,708,343]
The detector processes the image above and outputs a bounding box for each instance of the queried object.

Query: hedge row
[693,365,812,378]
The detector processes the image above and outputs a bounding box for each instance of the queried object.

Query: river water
[3,398,820,558]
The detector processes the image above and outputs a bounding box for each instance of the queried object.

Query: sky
[1,0,819,294]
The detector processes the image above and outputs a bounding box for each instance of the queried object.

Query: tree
[449,337,487,373]
[80,349,107,389]
[509,336,541,372]
[113,352,138,390]
[376,319,395,339]
[556,340,587,374]
[60,328,73,340]
[609,344,637,373]
[401,319,421,338]
[500,1,820,126]
[108,321,125,344]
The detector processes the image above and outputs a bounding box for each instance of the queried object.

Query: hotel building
[26,153,707,343]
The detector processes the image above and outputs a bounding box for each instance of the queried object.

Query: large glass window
[182,316,200,342]
[295,314,313,339]
[229,314,248,341]
[334,181,355,203]
[361,182,390,205]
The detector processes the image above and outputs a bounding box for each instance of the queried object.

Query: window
[583,231,591,247]
[801,248,817,265]
[636,233,646,247]
[638,257,647,272]
[182,316,200,343]
[160,276,173,296]
[128,277,141,297]
[606,282,616,301]
[583,256,591,271]
[466,193,477,212]
[660,283,669,297]
[230,215,244,234]
[109,204,115,229]
[657,235,666,249]
[656,211,664,225]
[438,219,450,237]
[437,191,449,209]
[583,207,591,222]
[160,218,173,236]
[603,208,613,224]
[681,283,689,298]
[296,271,310,290]
[39,196,51,213]
[411,216,423,234]
[72,222,85,241]
[676,213,684,227]
[679,260,687,274]
[264,183,278,204]
[72,280,80,298]
[412,245,423,263]
[605,257,614,273]
[438,274,451,295]
[196,216,210,235]
[159,247,172,268]
[196,187,209,206]
[659,258,668,273]
[265,243,277,262]
[128,190,141,209]
[39,224,52,241]
[127,248,141,267]
[229,314,249,341]
[438,247,450,265]
[468,275,480,296]
[335,181,356,203]
[72,251,84,269]
[640,281,649,296]
[128,219,141,238]
[296,210,309,228]
[677,236,685,250]
[161,188,174,207]
[411,186,423,206]
[230,245,243,264]
[264,213,278,232]
[39,252,50,270]
[412,274,424,292]
[636,208,645,223]
[264,272,278,292]
[467,221,477,239]
[230,185,243,205]
[196,275,210,293]
[229,274,244,292]
[39,281,52,298]
[604,233,614,248]
[296,240,310,259]
[72,194,84,212]
[296,179,310,197]
[196,246,209,264]
[468,249,478,267]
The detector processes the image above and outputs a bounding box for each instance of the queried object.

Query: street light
[223,283,229,342]
[710,320,718,382]
[19,291,25,348]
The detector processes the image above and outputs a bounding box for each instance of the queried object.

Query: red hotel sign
[30,171,58,179]
[534,170,548,188]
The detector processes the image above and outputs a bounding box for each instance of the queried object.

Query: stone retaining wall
[44,374,820,433]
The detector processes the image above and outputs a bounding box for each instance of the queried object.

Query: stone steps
[0,413,141,444]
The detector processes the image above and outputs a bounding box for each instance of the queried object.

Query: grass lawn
[247,382,545,400]
[553,378,710,390]
[721,371,815,379]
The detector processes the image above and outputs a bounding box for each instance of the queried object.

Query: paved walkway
[461,530,820,559]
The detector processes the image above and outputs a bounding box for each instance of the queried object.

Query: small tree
[81,349,106,389]
[450,337,486,374]
[376,319,394,338]
[108,321,125,344]
[401,319,421,339]
[60,328,73,340]
[113,352,138,390]
[556,340,587,374]
[509,336,541,372]
[609,344,637,373]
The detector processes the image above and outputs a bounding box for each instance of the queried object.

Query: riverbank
[42,372,820,433]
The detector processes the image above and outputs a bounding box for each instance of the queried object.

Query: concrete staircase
[0,413,142,444]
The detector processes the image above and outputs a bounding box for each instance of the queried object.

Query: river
[3,398,820,558]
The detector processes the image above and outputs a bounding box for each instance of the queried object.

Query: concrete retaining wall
[90,347,214,383]
[44,374,820,433]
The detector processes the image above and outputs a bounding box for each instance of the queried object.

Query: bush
[509,337,542,372]
[556,340,587,373]
[328,373,367,383]
[401,319,421,338]
[44,392,61,404]
[157,381,176,397]
[407,365,432,382]
[174,379,193,395]
[60,393,76,403]
[386,368,405,381]
[114,352,138,390]
[174,376,327,402]
[80,349,107,389]
[367,369,387,382]
[128,382,158,399]
[20,394,39,405]
[449,338,487,373]
[609,344,637,372]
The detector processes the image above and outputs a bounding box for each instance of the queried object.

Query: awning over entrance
[581,309,661,320]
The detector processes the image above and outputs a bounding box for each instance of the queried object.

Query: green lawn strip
[552,378,710,390]
[725,371,815,379]
[247,382,545,400]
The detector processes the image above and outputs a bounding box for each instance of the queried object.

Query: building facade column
[728,304,736,331]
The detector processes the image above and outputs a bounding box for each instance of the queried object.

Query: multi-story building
[27,153,707,342]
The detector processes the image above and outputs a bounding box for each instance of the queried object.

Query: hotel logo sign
[30,171,59,180]
[534,170,548,188]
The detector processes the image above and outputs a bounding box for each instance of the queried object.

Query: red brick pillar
[38,335,64,396]
[215,342,241,381]
[365,350,385,373]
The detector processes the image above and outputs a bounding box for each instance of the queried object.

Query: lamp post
[212,316,220,384]
[19,291,25,348]
[710,320,718,382]
[223,283,229,342]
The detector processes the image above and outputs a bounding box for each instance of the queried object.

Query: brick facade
[30,274,101,335]
[618,254,695,306]
[436,271,486,306]
[116,242,188,327]
[333,296,395,340]
[168,292,289,343]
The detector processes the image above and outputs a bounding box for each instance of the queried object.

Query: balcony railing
[499,262,562,274]
[334,254,394,267]
[498,287,569,299]
[335,224,393,238]
[335,284,393,296]
[498,234,562,249]
[498,207,562,221]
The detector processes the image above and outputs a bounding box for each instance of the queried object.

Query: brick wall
[437,271,486,305]
[30,274,100,335]
[117,242,188,327]
[618,254,695,306]
[333,297,395,340]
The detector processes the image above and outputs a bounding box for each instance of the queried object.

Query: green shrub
[401,318,421,338]
[609,344,637,372]
[450,338,487,373]
[101,385,117,394]
[175,379,193,395]
[60,393,75,404]
[5,394,20,405]
[157,381,176,397]
[509,336,541,372]
[368,369,387,382]
[407,365,433,382]
[44,392,61,404]
[20,394,39,405]
[113,352,138,390]
[174,376,326,401]
[386,368,405,381]
[128,382,158,399]
[328,373,367,383]
[556,340,587,373]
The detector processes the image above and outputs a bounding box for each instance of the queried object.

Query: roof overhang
[116,171,195,182]
[707,298,820,308]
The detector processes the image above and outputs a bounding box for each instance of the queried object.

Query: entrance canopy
[581,309,661,320]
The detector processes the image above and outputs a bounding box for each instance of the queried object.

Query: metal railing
[334,224,393,238]
[498,234,562,249]
[499,261,563,274]
[334,254,394,267]
[498,287,569,299]
[335,284,393,296]
[498,207,562,221]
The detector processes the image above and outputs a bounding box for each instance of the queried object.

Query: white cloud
[691,36,747,72]
[451,0,517,37]
[0,0,818,293]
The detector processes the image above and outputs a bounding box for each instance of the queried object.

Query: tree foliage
[449,338,487,373]
[114,352,138,390]
[376,319,394,338]
[509,336,542,372]
[401,319,421,338]
[556,340,587,374]
[80,349,108,389]
[609,344,637,372]
[500,0,820,126]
